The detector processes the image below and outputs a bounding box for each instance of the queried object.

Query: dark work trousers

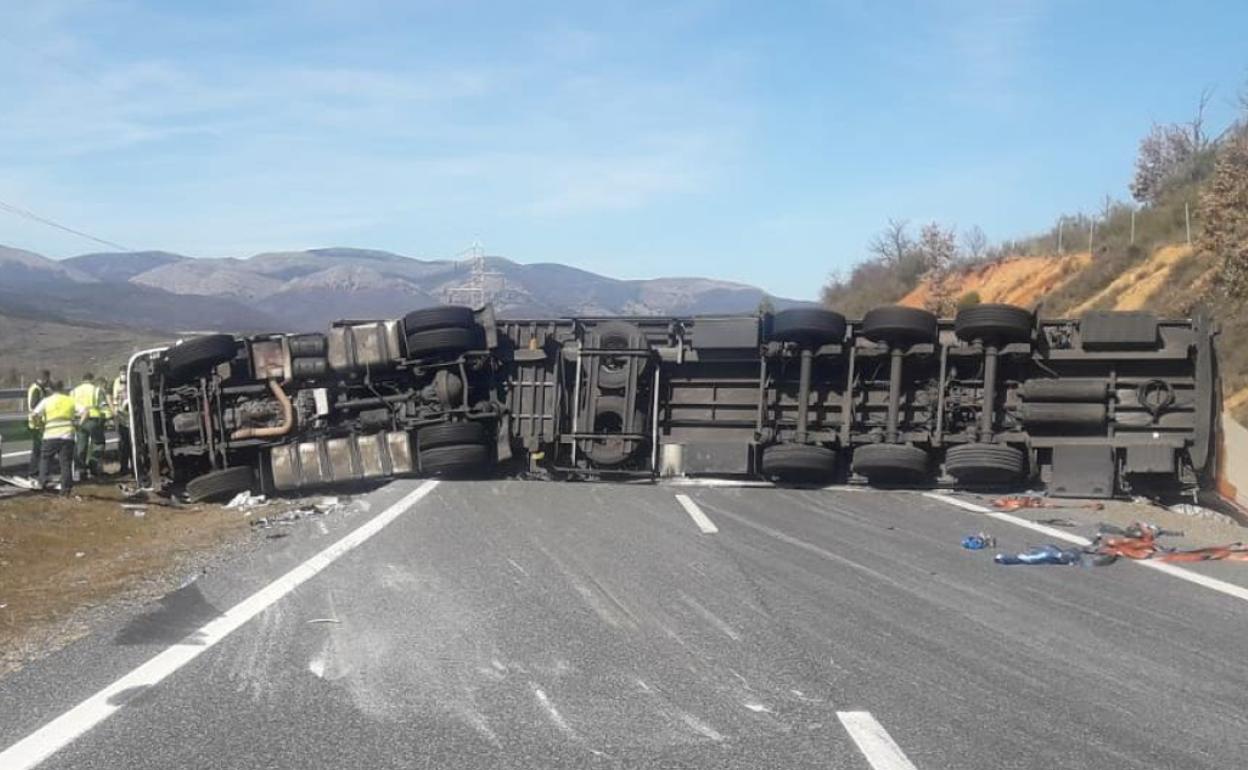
[76,418,105,476]
[28,427,43,473]
[39,438,74,494]
[117,422,132,474]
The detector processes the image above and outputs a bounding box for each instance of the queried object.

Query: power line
[0,198,131,252]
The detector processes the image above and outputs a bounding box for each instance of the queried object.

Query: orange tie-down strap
[991,495,1106,512]
[1094,526,1248,563]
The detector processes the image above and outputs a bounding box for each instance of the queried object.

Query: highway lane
[1,479,1246,768]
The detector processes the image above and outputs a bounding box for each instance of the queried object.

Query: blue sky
[1,0,1246,299]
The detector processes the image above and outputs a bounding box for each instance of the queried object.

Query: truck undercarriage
[127,303,1221,502]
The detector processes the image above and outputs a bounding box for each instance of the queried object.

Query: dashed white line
[837,711,919,770]
[923,491,1248,604]
[675,493,719,534]
[0,479,441,770]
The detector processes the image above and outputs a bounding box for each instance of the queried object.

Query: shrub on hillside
[1198,126,1248,300]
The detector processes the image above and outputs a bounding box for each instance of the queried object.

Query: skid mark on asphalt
[0,479,441,770]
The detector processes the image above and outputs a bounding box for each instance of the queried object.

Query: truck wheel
[417,421,488,450]
[944,443,1027,486]
[594,321,648,390]
[418,443,490,476]
[185,466,254,502]
[582,395,646,467]
[165,335,237,382]
[851,443,930,484]
[769,309,847,347]
[403,306,475,334]
[954,304,1033,345]
[761,443,838,483]
[861,306,938,347]
[406,326,480,357]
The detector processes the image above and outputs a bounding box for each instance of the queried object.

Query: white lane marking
[665,477,775,488]
[838,711,919,770]
[0,479,441,770]
[2,438,118,461]
[675,493,718,534]
[923,491,1248,603]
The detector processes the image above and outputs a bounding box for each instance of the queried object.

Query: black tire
[851,443,930,483]
[405,326,479,358]
[761,443,838,483]
[419,443,490,476]
[861,306,938,347]
[770,308,848,346]
[288,333,327,358]
[954,304,1033,345]
[165,335,237,382]
[185,466,254,502]
[417,421,488,450]
[593,321,648,390]
[582,395,646,467]
[944,443,1027,486]
[403,305,476,335]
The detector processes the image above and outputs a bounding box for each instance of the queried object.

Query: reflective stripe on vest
[42,394,77,440]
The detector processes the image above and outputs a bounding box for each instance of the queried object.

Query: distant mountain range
[1,244,804,333]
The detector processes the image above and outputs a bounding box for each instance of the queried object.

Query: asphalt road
[2,479,1247,769]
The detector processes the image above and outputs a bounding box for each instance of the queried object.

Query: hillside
[0,313,169,390]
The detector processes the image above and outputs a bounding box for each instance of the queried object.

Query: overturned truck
[126,303,1221,501]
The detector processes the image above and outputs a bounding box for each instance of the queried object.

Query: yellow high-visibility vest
[39,394,78,440]
[71,382,110,420]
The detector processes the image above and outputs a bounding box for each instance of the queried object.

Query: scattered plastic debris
[961,533,996,550]
[1092,522,1248,564]
[0,475,39,490]
[993,545,1084,565]
[991,495,1104,512]
[74,552,85,559]
[306,618,341,624]
[225,491,269,509]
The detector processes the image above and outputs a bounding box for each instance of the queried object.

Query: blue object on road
[994,544,1083,565]
[961,533,996,550]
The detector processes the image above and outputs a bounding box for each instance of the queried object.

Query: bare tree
[961,225,989,262]
[918,222,959,315]
[1189,86,1214,151]
[1130,123,1194,204]
[867,218,913,267]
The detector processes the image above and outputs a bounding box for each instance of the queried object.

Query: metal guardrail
[0,387,27,424]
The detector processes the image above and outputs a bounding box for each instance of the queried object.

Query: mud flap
[1050,444,1116,498]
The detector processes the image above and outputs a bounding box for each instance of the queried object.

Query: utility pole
[1057,219,1063,254]
[1088,221,1095,253]
[1185,202,1192,246]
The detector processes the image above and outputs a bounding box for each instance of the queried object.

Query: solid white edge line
[837,711,919,770]
[675,493,719,534]
[922,491,1248,603]
[0,478,441,770]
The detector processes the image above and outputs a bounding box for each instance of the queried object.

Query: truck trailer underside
[127,303,1221,502]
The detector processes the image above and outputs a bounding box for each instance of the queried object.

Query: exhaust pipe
[231,379,294,440]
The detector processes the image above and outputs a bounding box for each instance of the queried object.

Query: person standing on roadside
[112,365,132,475]
[71,373,110,479]
[25,370,51,474]
[30,381,83,495]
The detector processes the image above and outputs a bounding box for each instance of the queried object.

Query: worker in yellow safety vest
[29,381,84,494]
[25,369,51,473]
[111,365,131,475]
[71,373,111,479]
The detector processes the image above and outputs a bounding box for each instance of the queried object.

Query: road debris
[1091,522,1248,564]
[225,491,268,509]
[990,495,1105,513]
[1033,517,1079,527]
[961,533,996,550]
[306,618,341,625]
[993,544,1084,565]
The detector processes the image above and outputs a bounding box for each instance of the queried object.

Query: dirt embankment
[899,252,1092,310]
[0,479,253,675]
